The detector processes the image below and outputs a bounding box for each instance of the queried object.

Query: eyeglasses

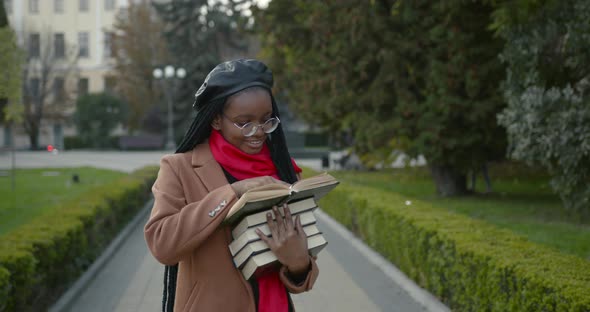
[222,115,281,137]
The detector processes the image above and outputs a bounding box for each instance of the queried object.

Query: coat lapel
[191,141,228,192]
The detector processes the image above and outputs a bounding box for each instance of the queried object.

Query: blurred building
[2,0,129,149]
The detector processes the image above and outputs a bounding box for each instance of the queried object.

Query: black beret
[193,59,274,111]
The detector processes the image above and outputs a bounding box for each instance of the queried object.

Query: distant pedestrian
[144,59,318,312]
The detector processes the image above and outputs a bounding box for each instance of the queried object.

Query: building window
[104,76,117,94]
[5,0,12,14]
[29,0,39,13]
[78,32,89,58]
[54,0,64,13]
[29,33,40,58]
[78,78,89,97]
[103,32,115,58]
[53,77,65,102]
[30,78,41,100]
[54,33,65,58]
[105,0,115,11]
[79,0,89,12]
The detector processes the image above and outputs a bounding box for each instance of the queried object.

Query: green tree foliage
[495,0,590,219]
[0,0,22,125]
[0,0,7,27]
[152,0,252,138]
[0,27,23,124]
[74,93,128,148]
[256,0,505,195]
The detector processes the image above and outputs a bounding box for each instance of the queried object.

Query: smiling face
[211,88,274,155]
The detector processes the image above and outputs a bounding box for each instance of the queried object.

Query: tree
[0,0,7,27]
[495,0,590,219]
[256,0,506,195]
[112,0,170,133]
[153,0,254,139]
[0,0,21,126]
[21,29,78,149]
[74,92,128,148]
[0,27,23,125]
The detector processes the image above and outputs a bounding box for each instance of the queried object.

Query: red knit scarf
[209,129,301,312]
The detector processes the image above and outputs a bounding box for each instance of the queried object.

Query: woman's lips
[246,140,263,148]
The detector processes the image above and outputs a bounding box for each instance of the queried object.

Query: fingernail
[267,213,271,217]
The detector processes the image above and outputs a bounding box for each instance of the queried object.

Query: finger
[273,206,286,236]
[283,203,294,230]
[295,214,305,238]
[256,228,272,246]
[266,211,278,240]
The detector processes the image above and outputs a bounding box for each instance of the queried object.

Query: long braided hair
[162,87,298,312]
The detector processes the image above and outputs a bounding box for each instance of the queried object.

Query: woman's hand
[230,176,290,198]
[256,204,310,276]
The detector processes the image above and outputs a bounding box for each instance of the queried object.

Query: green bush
[320,183,590,311]
[0,267,9,311]
[496,0,590,220]
[304,132,329,147]
[63,136,85,149]
[0,166,158,311]
[74,93,128,149]
[64,135,121,150]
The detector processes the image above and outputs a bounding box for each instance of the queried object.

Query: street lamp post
[153,65,186,150]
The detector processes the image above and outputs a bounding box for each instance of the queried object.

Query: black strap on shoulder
[162,264,178,312]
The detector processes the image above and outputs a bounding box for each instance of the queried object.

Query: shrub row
[319,183,590,312]
[0,166,158,312]
[64,135,121,150]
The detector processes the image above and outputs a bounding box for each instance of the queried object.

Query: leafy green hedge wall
[0,166,158,312]
[320,183,590,311]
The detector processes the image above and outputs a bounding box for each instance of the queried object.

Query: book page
[225,173,338,224]
[291,172,338,193]
[226,184,290,220]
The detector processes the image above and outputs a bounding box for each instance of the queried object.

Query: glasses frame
[222,114,281,137]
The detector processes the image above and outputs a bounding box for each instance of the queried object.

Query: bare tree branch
[21,27,79,149]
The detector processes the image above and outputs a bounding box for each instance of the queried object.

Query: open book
[224,172,339,225]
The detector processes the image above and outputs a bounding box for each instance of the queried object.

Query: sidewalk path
[59,206,442,312]
[0,150,168,173]
[1,151,449,312]
[0,150,324,174]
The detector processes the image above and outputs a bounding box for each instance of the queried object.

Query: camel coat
[144,142,319,312]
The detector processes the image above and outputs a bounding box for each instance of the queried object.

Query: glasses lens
[262,118,280,134]
[241,123,256,137]
[240,118,280,137]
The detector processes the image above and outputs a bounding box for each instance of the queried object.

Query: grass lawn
[0,167,126,236]
[329,163,590,260]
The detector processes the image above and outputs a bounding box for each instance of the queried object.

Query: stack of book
[224,173,339,280]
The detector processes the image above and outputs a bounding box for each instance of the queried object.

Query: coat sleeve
[279,256,319,293]
[144,155,238,265]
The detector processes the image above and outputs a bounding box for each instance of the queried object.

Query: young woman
[144,59,319,312]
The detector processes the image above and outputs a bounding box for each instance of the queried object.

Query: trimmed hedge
[320,183,590,311]
[0,267,8,311]
[0,166,158,312]
[64,135,121,150]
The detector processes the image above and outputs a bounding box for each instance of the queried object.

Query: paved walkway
[1,151,450,312]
